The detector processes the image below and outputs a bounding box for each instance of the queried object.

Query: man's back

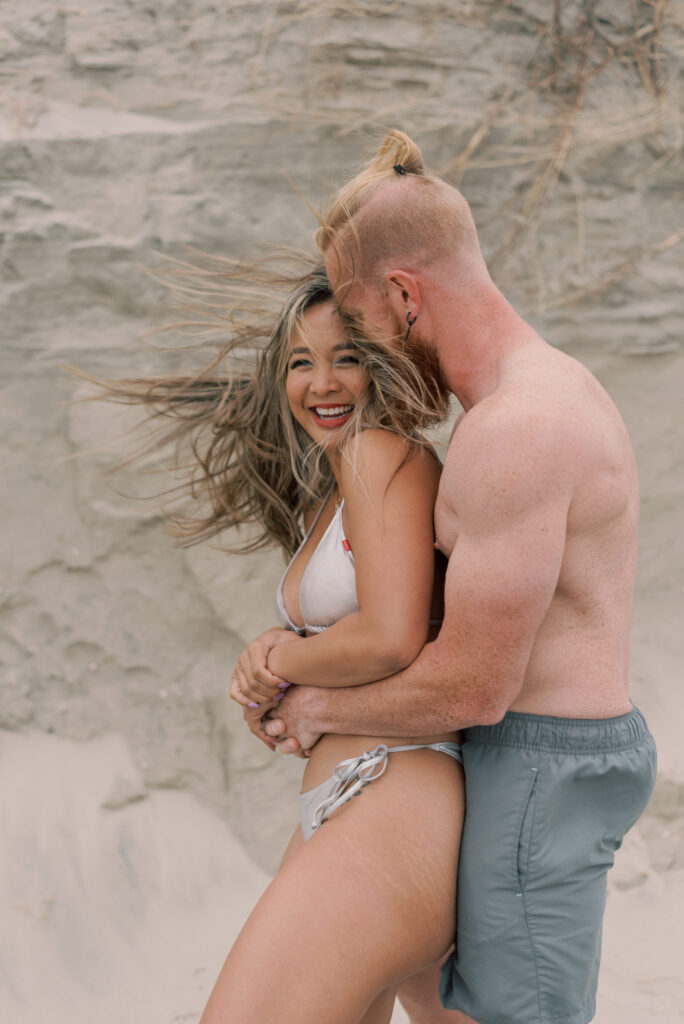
[435,338,638,718]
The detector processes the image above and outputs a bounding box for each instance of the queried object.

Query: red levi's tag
[342,538,352,552]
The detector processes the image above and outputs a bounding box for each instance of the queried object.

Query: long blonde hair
[79,252,450,558]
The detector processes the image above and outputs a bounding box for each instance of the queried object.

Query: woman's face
[285,301,366,448]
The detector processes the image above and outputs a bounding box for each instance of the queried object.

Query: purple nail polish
[278,682,290,690]
[248,702,260,709]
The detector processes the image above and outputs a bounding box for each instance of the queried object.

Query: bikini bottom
[298,741,463,842]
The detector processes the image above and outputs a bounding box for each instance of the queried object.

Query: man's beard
[400,318,451,404]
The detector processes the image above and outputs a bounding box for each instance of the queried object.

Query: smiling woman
[78,250,460,1024]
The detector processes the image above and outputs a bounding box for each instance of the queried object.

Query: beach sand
[1,728,682,1024]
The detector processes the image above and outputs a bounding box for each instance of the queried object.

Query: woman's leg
[359,986,396,1024]
[282,822,398,1024]
[273,823,398,1024]
[200,748,464,1024]
[278,821,305,869]
[283,827,398,1024]
[398,959,476,1024]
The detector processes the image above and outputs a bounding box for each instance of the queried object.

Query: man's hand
[230,627,302,709]
[242,700,313,755]
[243,702,280,752]
[262,684,326,756]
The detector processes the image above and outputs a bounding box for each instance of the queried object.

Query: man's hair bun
[371,130,425,177]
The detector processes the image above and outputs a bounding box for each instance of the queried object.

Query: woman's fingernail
[275,693,285,701]
[278,682,290,690]
[248,702,260,709]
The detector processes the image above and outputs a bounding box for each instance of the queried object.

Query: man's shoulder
[443,346,633,511]
[448,388,569,461]
[455,347,616,450]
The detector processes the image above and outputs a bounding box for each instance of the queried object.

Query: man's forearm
[300,638,506,737]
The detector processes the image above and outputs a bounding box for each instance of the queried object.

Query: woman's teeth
[313,405,353,419]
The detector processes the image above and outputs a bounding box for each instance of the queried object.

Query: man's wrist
[298,684,333,735]
[265,626,294,646]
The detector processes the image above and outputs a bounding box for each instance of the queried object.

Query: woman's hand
[230,627,303,708]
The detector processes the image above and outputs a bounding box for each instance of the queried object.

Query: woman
[85,259,465,1024]
[199,266,464,1024]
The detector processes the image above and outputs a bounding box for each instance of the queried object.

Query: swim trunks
[299,741,463,842]
[440,706,656,1024]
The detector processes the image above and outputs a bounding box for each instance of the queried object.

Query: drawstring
[311,745,390,832]
[309,741,463,833]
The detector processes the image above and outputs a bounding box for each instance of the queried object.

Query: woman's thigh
[359,986,396,1024]
[201,749,464,1024]
[397,956,476,1023]
[278,822,305,870]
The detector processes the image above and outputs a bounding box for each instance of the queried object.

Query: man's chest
[434,408,477,556]
[434,481,459,557]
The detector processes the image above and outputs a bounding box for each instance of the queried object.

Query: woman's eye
[336,355,360,366]
[289,358,312,370]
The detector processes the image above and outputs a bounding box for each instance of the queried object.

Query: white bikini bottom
[298,741,463,842]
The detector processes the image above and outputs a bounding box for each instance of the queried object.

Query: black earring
[404,311,418,343]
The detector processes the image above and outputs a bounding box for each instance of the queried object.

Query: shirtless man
[241,132,657,1024]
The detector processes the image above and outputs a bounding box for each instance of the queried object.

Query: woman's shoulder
[341,429,441,490]
[343,426,407,459]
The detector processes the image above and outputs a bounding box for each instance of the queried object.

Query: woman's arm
[268,431,440,688]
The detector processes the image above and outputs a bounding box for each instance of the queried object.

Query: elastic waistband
[462,706,652,754]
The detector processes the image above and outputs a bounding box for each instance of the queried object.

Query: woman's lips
[310,404,354,428]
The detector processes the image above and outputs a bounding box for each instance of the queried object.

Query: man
[238,132,656,1024]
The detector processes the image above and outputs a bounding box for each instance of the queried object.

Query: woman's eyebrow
[289,343,356,355]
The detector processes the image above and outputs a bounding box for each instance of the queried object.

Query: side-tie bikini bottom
[298,741,463,841]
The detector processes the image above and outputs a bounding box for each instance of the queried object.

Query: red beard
[399,316,451,404]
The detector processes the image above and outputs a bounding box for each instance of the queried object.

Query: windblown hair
[316,129,480,288]
[78,252,450,558]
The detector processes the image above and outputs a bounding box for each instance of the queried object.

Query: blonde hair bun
[372,130,425,177]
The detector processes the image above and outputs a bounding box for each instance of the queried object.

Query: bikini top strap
[302,483,336,542]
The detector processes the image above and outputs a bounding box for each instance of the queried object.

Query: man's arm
[266,407,573,745]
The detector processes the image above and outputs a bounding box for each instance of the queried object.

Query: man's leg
[397,960,476,1024]
[440,710,657,1024]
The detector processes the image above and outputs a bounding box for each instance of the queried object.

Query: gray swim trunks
[440,706,656,1024]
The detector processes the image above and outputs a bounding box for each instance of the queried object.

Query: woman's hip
[300,734,465,847]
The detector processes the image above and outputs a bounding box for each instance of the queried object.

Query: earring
[404,311,418,344]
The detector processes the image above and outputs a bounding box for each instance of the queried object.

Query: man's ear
[384,270,421,321]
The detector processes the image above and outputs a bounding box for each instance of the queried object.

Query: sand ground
[1,727,682,1024]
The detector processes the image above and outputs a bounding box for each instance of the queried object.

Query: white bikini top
[277,493,359,635]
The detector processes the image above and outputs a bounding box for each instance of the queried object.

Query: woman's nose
[309,365,341,394]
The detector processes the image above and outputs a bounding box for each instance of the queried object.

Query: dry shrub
[249,0,683,317]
